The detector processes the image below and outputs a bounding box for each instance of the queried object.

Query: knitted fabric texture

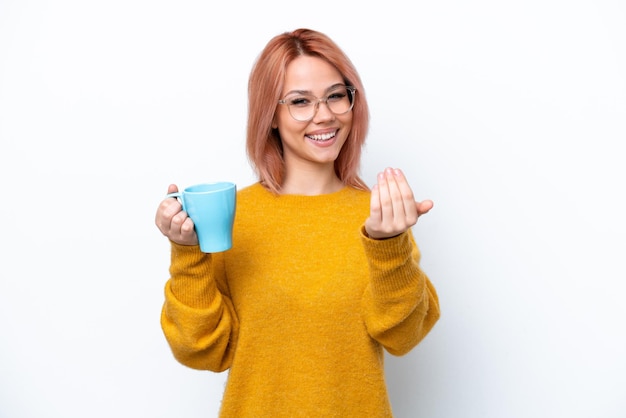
[161,182,440,417]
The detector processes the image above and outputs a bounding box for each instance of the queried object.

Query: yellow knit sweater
[161,182,440,417]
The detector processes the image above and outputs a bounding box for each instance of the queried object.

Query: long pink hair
[246,28,370,194]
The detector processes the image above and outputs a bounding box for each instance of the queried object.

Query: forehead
[283,55,344,94]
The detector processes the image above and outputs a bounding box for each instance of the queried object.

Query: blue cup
[167,182,237,253]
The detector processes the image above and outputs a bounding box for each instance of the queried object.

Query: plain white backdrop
[1,1,625,417]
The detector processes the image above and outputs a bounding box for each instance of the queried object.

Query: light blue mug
[167,182,237,253]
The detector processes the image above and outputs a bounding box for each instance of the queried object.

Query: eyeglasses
[278,85,356,122]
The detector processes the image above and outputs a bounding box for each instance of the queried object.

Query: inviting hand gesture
[364,168,433,240]
[155,184,199,246]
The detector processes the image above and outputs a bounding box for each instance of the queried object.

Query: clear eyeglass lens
[284,87,354,121]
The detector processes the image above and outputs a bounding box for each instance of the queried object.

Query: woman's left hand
[364,167,434,240]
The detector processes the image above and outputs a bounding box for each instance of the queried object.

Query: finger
[156,195,181,232]
[171,208,189,229]
[377,170,394,220]
[180,216,196,235]
[162,196,183,220]
[384,168,405,219]
[391,168,417,220]
[167,184,179,194]
[369,183,382,222]
[416,199,434,217]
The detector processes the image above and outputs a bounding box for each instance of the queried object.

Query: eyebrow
[282,83,346,97]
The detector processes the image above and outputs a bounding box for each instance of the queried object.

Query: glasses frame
[277,86,357,122]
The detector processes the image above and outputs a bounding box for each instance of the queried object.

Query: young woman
[155,28,440,417]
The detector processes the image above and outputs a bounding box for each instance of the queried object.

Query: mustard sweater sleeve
[160,242,239,372]
[360,227,440,356]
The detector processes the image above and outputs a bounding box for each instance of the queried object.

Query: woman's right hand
[155,184,199,246]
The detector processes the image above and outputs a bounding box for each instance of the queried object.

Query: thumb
[167,184,179,194]
[416,199,434,217]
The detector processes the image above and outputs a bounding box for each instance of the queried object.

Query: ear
[271,118,278,129]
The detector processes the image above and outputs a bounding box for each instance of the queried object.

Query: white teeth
[308,132,336,141]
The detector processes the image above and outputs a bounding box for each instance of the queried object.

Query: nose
[312,98,335,122]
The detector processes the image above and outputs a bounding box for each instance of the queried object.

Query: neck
[280,166,344,196]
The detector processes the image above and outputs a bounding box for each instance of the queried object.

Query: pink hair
[246,28,370,194]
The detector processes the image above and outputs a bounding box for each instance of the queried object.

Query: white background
[1,1,625,417]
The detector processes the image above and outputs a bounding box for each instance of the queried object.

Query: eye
[327,90,347,102]
[288,96,313,107]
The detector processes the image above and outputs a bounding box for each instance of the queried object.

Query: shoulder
[338,186,371,207]
[236,182,269,200]
[235,182,279,213]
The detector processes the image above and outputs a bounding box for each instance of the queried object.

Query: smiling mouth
[306,131,337,142]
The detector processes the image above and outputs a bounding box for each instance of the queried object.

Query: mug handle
[165,192,186,212]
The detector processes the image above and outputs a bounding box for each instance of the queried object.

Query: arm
[160,243,239,372]
[361,167,440,354]
[155,184,238,371]
[360,229,439,355]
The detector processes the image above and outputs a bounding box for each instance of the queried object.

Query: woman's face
[273,55,353,172]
